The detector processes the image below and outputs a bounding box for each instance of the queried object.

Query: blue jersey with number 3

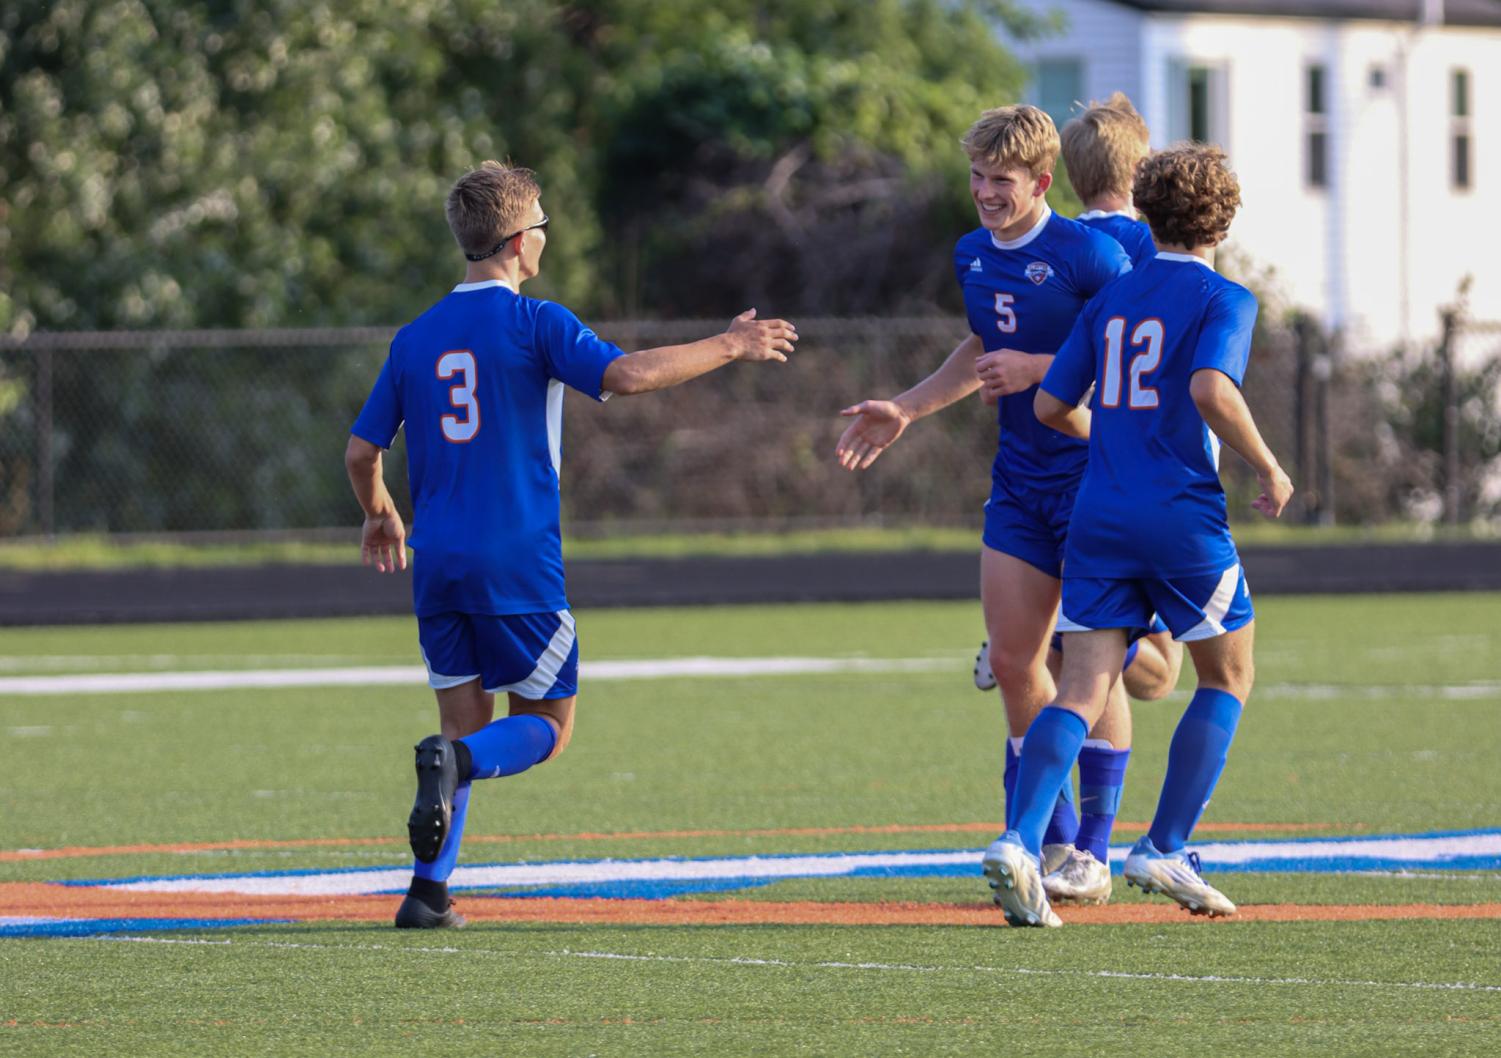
[1040,253,1259,578]
[352,280,625,616]
[954,209,1131,493]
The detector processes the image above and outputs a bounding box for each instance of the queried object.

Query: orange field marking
[4,882,1497,928]
[0,820,1343,863]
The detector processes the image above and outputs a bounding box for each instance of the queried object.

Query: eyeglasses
[465,215,550,262]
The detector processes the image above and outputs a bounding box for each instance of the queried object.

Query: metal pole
[1314,334,1335,527]
[1293,314,1315,524]
[1439,308,1460,525]
[36,347,55,537]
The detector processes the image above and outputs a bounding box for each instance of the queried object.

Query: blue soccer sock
[1002,736,1022,828]
[1043,773,1079,849]
[1010,707,1090,858]
[1148,688,1244,853]
[459,714,558,780]
[1004,734,1079,845]
[413,779,471,883]
[1075,741,1131,863]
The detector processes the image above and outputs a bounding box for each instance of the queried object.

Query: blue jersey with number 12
[1040,253,1259,579]
[954,209,1130,493]
[352,280,625,617]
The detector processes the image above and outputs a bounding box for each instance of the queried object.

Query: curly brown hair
[445,161,541,258]
[1132,144,1241,249]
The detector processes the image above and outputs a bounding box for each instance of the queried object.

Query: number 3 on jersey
[1101,317,1163,409]
[437,350,480,442]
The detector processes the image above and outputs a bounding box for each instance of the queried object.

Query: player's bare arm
[835,332,985,471]
[977,348,1052,405]
[1033,388,1091,440]
[1189,368,1294,518]
[344,435,408,573]
[602,309,797,395]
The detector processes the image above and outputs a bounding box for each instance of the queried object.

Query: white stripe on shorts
[420,644,480,690]
[1180,564,1241,642]
[490,611,577,698]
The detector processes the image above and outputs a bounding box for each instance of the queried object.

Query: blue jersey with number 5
[954,210,1130,493]
[352,280,625,616]
[1040,253,1259,578]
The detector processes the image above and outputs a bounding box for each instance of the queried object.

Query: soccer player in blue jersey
[835,105,1154,909]
[346,161,798,929]
[985,144,1293,927]
[1061,93,1157,269]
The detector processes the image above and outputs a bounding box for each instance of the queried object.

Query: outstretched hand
[1252,466,1295,519]
[727,308,798,362]
[835,400,911,470]
[361,511,408,573]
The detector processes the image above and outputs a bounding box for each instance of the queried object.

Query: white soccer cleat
[1122,836,1237,917]
[973,639,997,691]
[1043,847,1113,905]
[1041,841,1074,877]
[982,832,1062,928]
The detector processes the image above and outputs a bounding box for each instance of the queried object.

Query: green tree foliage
[0,1,1046,532]
[2,0,1038,332]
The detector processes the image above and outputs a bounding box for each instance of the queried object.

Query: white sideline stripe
[86,936,1501,993]
[2,659,1501,699]
[94,832,1501,897]
[0,656,955,695]
[103,850,983,897]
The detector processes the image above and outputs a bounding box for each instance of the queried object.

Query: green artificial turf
[3,595,1500,1056]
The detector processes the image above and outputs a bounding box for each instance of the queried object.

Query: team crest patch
[1025,261,1053,285]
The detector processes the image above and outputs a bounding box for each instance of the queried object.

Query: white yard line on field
[1,659,1500,699]
[0,657,955,695]
[85,935,1501,993]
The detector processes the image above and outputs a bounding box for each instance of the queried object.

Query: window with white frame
[1452,68,1472,191]
[1167,60,1227,145]
[1033,59,1084,131]
[1305,63,1328,189]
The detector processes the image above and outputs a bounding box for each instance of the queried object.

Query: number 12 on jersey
[1101,317,1163,409]
[437,350,480,442]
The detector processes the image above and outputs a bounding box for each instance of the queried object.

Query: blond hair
[444,161,540,258]
[1060,92,1150,202]
[1133,144,1241,248]
[961,105,1059,179]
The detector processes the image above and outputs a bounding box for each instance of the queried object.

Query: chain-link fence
[1,314,1497,540]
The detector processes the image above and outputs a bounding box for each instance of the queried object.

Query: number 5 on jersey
[994,292,1017,334]
[437,350,480,442]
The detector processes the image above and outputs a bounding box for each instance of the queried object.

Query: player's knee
[1123,668,1171,701]
[989,641,1043,694]
[1202,655,1254,701]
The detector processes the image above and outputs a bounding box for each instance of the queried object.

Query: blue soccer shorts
[417,610,579,699]
[982,478,1077,579]
[1058,563,1254,642]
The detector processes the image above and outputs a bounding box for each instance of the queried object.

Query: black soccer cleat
[394,878,467,929]
[407,734,460,864]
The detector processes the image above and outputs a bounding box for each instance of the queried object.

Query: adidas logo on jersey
[969,257,983,272]
[1025,261,1053,285]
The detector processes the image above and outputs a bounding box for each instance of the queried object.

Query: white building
[1003,0,1501,355]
